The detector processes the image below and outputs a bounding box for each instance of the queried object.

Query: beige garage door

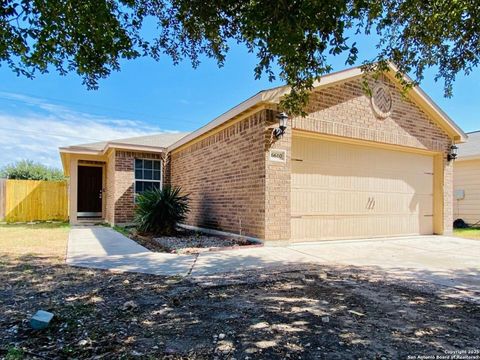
[291,136,434,241]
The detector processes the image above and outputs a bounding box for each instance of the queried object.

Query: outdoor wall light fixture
[273,112,289,139]
[447,144,458,162]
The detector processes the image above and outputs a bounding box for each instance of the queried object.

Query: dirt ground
[1,254,479,360]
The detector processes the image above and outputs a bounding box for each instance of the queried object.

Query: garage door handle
[366,197,375,209]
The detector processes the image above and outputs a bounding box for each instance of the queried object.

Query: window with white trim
[134,159,162,201]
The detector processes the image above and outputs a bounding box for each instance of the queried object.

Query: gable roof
[167,63,467,152]
[457,131,480,161]
[59,63,467,160]
[60,132,189,155]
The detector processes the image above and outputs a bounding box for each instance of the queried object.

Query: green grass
[112,225,134,237]
[453,227,480,240]
[5,347,24,360]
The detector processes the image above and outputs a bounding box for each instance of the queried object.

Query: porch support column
[69,158,78,225]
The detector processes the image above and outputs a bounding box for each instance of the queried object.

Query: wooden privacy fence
[0,179,68,222]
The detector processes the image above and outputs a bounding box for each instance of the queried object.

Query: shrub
[0,160,65,180]
[134,186,189,236]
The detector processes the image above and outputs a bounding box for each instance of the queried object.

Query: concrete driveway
[67,226,480,295]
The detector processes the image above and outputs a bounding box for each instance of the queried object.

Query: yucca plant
[134,186,189,236]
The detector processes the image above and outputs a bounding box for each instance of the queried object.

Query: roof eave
[168,63,465,151]
[456,154,480,162]
[385,63,467,143]
[104,142,166,154]
[59,147,102,155]
[167,91,269,152]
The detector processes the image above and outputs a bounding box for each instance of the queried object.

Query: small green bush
[0,159,65,180]
[134,186,189,236]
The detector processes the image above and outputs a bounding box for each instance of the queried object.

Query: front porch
[65,155,109,226]
[60,148,165,226]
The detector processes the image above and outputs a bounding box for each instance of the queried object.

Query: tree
[0,160,65,181]
[1,0,478,114]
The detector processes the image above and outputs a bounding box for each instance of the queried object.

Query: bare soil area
[1,254,479,359]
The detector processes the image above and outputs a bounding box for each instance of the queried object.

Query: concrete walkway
[67,226,480,294]
[67,227,195,276]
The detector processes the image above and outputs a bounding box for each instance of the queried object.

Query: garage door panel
[291,136,434,241]
[293,165,432,195]
[292,214,426,240]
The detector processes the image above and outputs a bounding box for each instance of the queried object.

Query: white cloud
[0,92,176,168]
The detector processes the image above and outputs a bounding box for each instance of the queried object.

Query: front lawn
[1,222,479,358]
[453,227,480,240]
[1,259,479,358]
[0,222,69,259]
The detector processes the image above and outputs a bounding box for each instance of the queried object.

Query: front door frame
[76,163,105,219]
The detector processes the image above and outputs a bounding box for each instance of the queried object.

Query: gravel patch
[131,229,257,254]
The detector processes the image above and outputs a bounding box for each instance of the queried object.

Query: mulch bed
[130,228,259,254]
[1,255,479,359]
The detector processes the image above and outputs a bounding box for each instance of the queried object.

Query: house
[60,63,466,243]
[453,130,480,225]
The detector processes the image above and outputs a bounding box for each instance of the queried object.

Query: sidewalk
[67,226,480,295]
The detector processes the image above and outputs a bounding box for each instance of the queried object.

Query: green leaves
[134,185,189,236]
[0,159,65,180]
[0,0,478,114]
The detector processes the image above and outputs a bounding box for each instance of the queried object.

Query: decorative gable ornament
[370,84,393,118]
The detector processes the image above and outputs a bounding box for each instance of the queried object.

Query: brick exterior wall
[105,76,454,238]
[444,161,454,234]
[169,110,276,239]
[104,151,116,224]
[294,77,449,152]
[105,150,163,225]
[292,76,453,234]
[264,117,292,241]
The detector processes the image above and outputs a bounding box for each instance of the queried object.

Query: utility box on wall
[454,189,465,201]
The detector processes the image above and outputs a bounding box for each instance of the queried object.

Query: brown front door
[77,166,103,217]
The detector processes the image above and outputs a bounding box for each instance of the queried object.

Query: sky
[0,34,479,169]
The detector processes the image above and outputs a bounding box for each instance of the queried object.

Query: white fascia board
[58,147,102,155]
[104,143,166,154]
[167,91,267,152]
[386,63,467,142]
[409,85,467,143]
[456,155,480,162]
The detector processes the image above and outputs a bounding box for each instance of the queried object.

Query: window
[134,159,162,200]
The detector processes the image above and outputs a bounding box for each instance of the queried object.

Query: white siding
[453,159,480,225]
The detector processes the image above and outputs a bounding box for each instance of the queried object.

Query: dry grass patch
[0,222,69,259]
[453,227,480,240]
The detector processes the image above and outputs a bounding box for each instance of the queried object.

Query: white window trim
[133,158,163,202]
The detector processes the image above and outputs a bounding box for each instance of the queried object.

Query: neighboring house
[60,63,466,243]
[453,131,480,225]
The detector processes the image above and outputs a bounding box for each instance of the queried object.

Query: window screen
[134,159,161,200]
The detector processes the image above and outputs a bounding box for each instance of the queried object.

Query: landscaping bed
[122,227,260,254]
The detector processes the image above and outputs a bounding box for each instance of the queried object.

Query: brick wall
[106,76,454,237]
[112,150,162,225]
[170,110,273,239]
[104,150,116,224]
[264,116,292,241]
[293,77,450,152]
[444,160,454,234]
[292,76,453,234]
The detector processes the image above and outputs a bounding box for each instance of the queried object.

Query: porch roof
[59,132,190,155]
